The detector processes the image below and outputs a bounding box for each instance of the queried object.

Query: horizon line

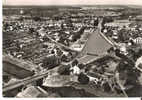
[3,4,142,6]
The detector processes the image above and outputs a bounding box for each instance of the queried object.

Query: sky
[3,0,142,5]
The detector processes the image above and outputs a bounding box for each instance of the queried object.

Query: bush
[58,65,70,75]
[42,55,60,69]
[72,59,79,66]
[103,82,111,92]
[78,73,89,84]
[33,16,41,21]
[78,63,85,69]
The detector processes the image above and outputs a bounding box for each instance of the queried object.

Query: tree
[42,55,60,69]
[33,16,41,21]
[102,17,113,25]
[72,59,79,66]
[18,16,24,21]
[29,28,35,33]
[94,18,99,26]
[58,65,71,75]
[116,59,141,93]
[72,26,86,42]
[78,63,85,69]
[78,73,89,84]
[103,82,111,92]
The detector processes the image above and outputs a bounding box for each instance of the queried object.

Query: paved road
[3,65,61,92]
[78,28,112,64]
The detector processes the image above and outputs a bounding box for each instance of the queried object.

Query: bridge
[3,62,61,92]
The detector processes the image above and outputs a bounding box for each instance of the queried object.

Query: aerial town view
[2,3,142,97]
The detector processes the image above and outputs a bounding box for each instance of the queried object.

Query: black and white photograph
[2,0,142,98]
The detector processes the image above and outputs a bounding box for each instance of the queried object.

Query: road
[3,65,61,92]
[78,22,113,64]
